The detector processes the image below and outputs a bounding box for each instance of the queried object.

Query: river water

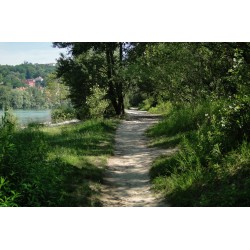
[0,110,51,125]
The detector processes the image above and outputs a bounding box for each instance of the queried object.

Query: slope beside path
[101,109,176,207]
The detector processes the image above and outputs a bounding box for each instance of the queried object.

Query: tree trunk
[119,42,125,115]
[105,45,119,115]
[105,43,125,116]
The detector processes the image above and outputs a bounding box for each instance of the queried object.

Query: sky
[0,42,67,65]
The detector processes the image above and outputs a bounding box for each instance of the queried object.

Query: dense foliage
[0,62,55,88]
[51,105,76,123]
[0,85,50,109]
[142,43,250,206]
[53,42,139,118]
[0,63,70,109]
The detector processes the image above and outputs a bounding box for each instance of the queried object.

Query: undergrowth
[148,96,250,206]
[0,112,119,207]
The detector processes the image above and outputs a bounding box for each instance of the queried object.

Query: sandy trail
[101,109,176,207]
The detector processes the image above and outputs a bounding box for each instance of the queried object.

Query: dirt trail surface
[101,109,176,207]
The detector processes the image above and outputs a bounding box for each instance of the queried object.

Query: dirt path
[101,109,176,207]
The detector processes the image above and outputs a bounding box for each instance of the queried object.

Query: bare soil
[101,109,177,207]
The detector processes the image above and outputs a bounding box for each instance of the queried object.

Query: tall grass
[148,100,219,137]
[148,98,250,206]
[0,113,119,207]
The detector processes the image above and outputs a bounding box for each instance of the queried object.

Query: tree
[45,73,70,107]
[53,42,126,116]
[0,86,11,109]
[11,90,23,109]
[25,68,31,79]
[124,42,250,107]
[22,91,31,109]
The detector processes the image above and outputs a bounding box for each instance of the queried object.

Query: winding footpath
[101,109,176,207]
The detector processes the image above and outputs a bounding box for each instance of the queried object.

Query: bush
[0,114,72,206]
[148,101,173,115]
[86,86,109,118]
[0,177,19,207]
[148,100,220,137]
[0,110,18,131]
[149,97,250,206]
[138,97,156,111]
[0,125,65,206]
[51,106,76,123]
[219,95,250,146]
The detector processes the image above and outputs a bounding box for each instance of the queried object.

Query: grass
[0,118,119,207]
[40,119,119,206]
[147,100,250,206]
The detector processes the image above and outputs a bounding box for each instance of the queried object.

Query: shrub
[148,101,173,115]
[86,85,109,118]
[149,97,250,206]
[138,97,155,111]
[219,95,250,145]
[0,177,19,207]
[0,117,70,206]
[148,100,220,137]
[0,110,18,131]
[51,106,76,123]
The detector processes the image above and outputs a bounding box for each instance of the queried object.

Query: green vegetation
[54,42,126,117]
[0,62,55,88]
[148,98,250,206]
[51,106,77,123]
[0,63,70,109]
[120,42,250,206]
[0,85,50,109]
[0,111,119,206]
[1,42,250,206]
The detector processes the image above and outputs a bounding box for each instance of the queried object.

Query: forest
[0,42,249,206]
[0,62,68,109]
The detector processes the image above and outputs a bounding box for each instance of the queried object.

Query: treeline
[0,62,70,110]
[0,62,55,88]
[0,86,51,109]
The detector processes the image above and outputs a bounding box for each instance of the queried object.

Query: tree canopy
[54,42,250,117]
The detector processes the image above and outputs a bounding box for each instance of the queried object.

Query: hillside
[0,62,69,109]
[0,62,55,88]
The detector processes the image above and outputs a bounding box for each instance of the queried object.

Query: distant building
[34,76,44,82]
[25,79,36,87]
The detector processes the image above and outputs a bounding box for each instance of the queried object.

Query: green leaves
[86,86,109,118]
[0,177,19,207]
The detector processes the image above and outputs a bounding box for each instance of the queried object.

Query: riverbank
[48,119,80,126]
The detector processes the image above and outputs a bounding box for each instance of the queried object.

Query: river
[0,110,51,126]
